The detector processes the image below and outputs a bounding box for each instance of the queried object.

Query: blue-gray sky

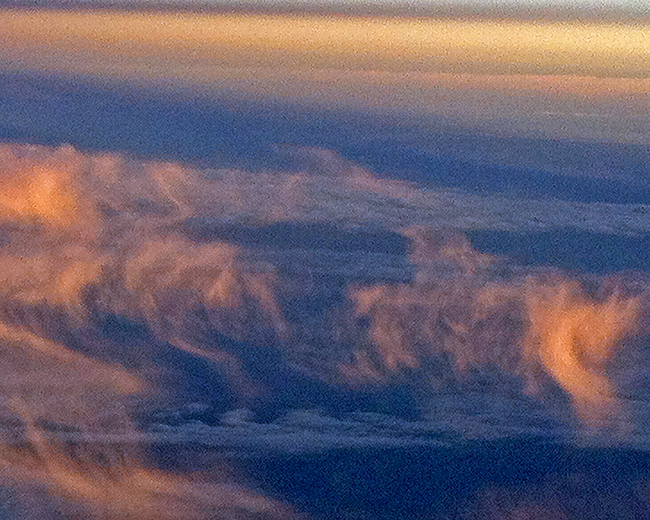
[43,0,648,6]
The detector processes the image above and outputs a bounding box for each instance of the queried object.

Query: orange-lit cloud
[0,146,87,228]
[0,139,646,466]
[123,236,287,342]
[0,144,301,517]
[347,230,642,430]
[524,282,639,428]
[0,348,292,520]
[0,138,646,520]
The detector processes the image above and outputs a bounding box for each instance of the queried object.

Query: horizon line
[1,1,648,22]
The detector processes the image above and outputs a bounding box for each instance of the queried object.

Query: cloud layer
[0,141,649,516]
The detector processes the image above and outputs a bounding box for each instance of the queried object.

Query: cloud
[0,145,90,229]
[0,283,297,520]
[122,235,287,342]
[524,282,640,428]
[0,143,306,518]
[0,139,647,517]
[346,230,643,430]
[0,244,107,315]
[2,10,648,79]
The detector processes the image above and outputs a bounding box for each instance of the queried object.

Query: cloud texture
[0,141,648,516]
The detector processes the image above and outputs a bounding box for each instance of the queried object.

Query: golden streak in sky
[1,10,649,79]
[2,10,649,143]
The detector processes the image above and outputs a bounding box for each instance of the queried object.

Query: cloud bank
[0,141,648,516]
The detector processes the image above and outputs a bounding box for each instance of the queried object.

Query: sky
[12,0,648,6]
[1,7,648,145]
[2,0,648,14]
[203,0,648,10]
